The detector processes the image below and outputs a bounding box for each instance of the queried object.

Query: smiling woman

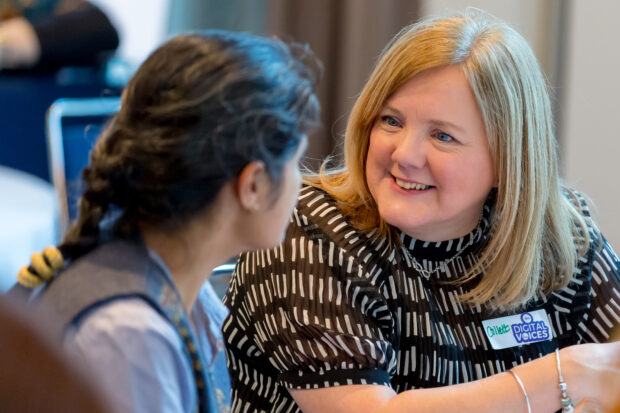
[223,9,620,413]
[366,64,495,242]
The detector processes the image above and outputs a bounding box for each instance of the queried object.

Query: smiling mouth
[393,176,433,191]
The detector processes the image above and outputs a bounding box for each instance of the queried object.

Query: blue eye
[381,115,400,127]
[435,131,454,142]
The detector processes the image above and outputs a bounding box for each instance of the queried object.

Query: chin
[379,206,418,229]
[384,215,430,239]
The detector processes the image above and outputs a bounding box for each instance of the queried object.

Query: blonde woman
[223,10,620,413]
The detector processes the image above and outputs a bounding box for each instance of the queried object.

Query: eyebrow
[381,105,467,134]
[381,105,405,120]
[430,119,466,134]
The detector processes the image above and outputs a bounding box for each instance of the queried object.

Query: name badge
[482,309,552,350]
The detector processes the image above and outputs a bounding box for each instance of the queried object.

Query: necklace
[401,225,482,280]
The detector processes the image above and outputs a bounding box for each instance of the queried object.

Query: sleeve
[64,298,196,413]
[577,233,620,343]
[225,208,398,390]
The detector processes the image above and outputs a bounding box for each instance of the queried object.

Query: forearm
[389,355,558,412]
[293,349,590,413]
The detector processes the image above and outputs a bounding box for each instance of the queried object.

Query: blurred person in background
[0,0,118,71]
[0,296,111,413]
[223,9,620,413]
[12,29,319,413]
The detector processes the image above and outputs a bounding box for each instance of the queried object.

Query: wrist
[555,348,575,412]
[557,346,589,401]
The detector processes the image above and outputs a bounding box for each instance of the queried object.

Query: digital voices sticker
[482,309,552,350]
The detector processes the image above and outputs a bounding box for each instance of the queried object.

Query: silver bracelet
[555,348,575,413]
[508,369,532,413]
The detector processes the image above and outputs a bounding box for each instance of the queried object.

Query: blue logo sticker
[511,312,550,344]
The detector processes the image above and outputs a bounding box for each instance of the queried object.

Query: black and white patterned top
[223,185,620,412]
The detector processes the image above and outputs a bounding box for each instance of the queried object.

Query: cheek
[471,150,496,188]
[366,135,389,179]
[368,134,390,162]
[435,155,495,201]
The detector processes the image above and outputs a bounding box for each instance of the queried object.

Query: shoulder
[66,297,183,353]
[39,240,162,334]
[295,184,341,224]
[290,184,354,252]
[49,240,152,292]
[293,185,390,261]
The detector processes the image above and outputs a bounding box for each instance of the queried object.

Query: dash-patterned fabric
[223,185,620,412]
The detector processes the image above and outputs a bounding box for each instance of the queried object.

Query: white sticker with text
[482,309,552,350]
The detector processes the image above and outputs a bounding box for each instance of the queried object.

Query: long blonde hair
[306,10,590,310]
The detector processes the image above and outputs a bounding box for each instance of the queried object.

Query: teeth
[395,178,430,190]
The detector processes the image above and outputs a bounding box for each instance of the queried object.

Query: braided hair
[59,30,320,262]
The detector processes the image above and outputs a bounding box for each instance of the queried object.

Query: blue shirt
[64,251,231,413]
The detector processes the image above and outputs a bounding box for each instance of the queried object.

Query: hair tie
[43,246,64,271]
[16,246,64,289]
[17,266,44,288]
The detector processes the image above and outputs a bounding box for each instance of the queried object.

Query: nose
[391,129,427,169]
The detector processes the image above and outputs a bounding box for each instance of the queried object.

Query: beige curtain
[267,0,421,167]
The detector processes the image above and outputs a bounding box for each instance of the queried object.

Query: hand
[562,342,620,411]
[0,16,40,69]
[611,398,620,413]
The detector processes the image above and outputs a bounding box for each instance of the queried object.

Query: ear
[235,161,269,212]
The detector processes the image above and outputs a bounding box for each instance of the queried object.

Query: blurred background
[0,0,618,290]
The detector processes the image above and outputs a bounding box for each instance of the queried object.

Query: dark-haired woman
[14,30,319,413]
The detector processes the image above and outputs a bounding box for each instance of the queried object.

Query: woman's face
[365,64,496,242]
[255,137,307,248]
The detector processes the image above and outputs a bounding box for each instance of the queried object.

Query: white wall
[563,1,620,250]
[90,0,171,68]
